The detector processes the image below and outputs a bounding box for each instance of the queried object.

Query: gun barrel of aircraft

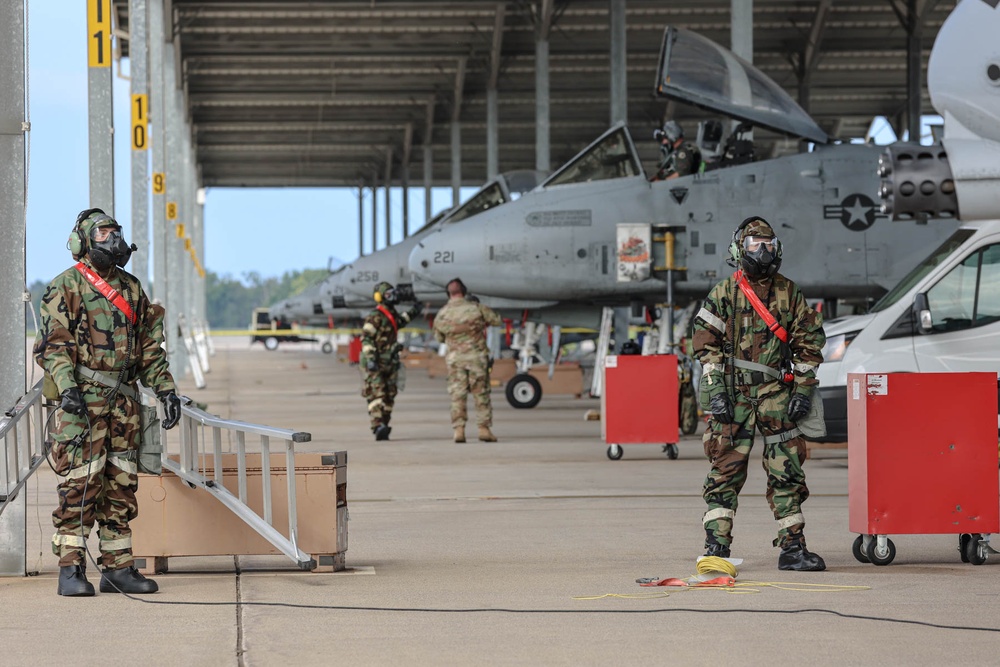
[878,144,959,221]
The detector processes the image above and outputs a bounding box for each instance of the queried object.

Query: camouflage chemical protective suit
[34,218,176,570]
[432,297,502,429]
[360,297,418,433]
[692,266,824,554]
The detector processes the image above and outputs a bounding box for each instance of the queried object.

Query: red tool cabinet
[601,354,678,461]
[847,372,999,565]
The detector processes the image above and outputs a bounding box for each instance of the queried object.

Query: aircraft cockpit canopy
[656,27,829,145]
[445,181,508,224]
[541,126,643,188]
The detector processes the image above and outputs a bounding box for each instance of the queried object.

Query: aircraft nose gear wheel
[264,336,279,351]
[662,443,679,459]
[864,534,896,566]
[606,444,623,460]
[506,373,542,409]
[321,341,333,354]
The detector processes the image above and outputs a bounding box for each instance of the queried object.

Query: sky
[22,3,938,287]
[23,3,473,287]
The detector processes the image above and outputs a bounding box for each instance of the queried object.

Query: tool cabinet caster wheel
[607,444,623,460]
[663,443,679,460]
[960,534,972,563]
[852,535,870,563]
[964,533,988,565]
[865,536,896,566]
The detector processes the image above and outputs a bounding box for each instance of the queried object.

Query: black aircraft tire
[506,374,542,409]
[321,341,333,354]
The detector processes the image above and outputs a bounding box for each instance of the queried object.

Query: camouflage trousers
[701,385,809,550]
[50,386,141,569]
[446,357,492,428]
[361,365,398,430]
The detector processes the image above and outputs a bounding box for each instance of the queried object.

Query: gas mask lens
[743,235,777,253]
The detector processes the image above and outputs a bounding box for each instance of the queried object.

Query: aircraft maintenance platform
[3,339,998,665]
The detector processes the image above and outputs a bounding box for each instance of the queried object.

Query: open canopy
[656,27,829,145]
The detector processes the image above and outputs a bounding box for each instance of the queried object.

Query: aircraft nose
[408,234,446,284]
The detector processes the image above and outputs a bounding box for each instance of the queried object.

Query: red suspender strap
[734,270,787,343]
[376,305,398,333]
[74,262,138,325]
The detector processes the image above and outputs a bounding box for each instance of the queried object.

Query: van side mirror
[912,292,933,334]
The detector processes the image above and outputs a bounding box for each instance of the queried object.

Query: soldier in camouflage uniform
[692,216,826,571]
[361,281,423,441]
[432,278,502,443]
[34,209,182,596]
[652,121,701,181]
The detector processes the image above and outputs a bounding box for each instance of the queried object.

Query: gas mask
[740,234,782,278]
[89,226,136,271]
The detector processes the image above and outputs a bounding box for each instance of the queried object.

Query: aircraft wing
[655,26,829,145]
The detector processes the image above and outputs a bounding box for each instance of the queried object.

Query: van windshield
[869,228,976,313]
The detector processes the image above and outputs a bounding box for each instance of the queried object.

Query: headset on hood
[373,281,397,305]
[68,208,136,270]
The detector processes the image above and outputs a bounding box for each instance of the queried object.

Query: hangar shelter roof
[112,1,954,188]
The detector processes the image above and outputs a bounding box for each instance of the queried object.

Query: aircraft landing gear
[264,336,279,351]
[506,373,542,409]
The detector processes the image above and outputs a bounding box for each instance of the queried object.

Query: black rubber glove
[366,358,378,372]
[158,391,181,430]
[708,392,735,424]
[787,393,811,423]
[407,302,424,318]
[59,387,87,417]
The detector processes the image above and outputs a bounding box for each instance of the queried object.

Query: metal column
[609,0,627,127]
[164,37,187,375]
[534,34,550,174]
[0,0,27,577]
[88,0,115,214]
[905,0,923,142]
[129,0,150,284]
[370,182,378,251]
[384,150,392,247]
[149,0,166,303]
[450,121,461,207]
[357,186,365,257]
[730,0,753,139]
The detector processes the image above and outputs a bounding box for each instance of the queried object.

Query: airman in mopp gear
[34,208,182,596]
[692,216,827,571]
[360,281,423,440]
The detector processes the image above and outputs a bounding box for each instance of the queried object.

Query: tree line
[26,268,329,332]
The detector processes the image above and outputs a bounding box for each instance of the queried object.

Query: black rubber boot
[778,541,826,571]
[703,543,731,558]
[57,565,95,597]
[374,424,390,441]
[100,565,159,594]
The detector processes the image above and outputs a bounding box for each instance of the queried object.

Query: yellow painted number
[87,0,112,68]
[131,94,148,150]
[166,202,178,220]
[176,223,185,238]
[152,172,165,194]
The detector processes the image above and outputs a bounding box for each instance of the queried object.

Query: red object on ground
[602,354,679,444]
[348,335,362,364]
[848,372,999,536]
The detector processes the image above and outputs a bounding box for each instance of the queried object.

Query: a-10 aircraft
[407,24,967,319]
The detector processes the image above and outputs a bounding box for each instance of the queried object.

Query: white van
[816,219,1000,441]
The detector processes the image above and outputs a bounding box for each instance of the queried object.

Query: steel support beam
[451,57,466,206]
[357,186,364,257]
[88,0,115,214]
[150,0,167,303]
[534,0,553,175]
[0,0,27,577]
[384,148,392,247]
[487,3,505,179]
[608,0,627,126]
[130,0,150,283]
[424,97,434,220]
